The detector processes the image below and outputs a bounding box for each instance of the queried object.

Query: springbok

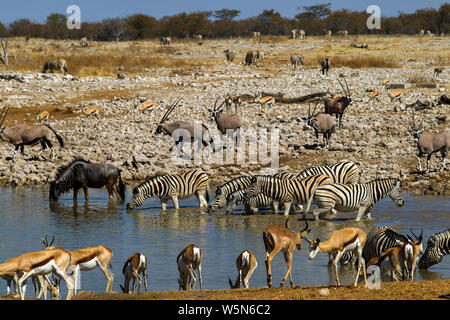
[36,110,50,124]
[40,237,114,295]
[410,109,450,173]
[382,78,391,90]
[254,92,275,109]
[366,89,381,108]
[228,250,257,289]
[0,248,74,300]
[369,229,423,281]
[136,100,159,119]
[120,253,148,293]
[177,243,203,291]
[0,107,65,161]
[81,106,100,118]
[307,227,368,287]
[263,216,310,288]
[387,87,403,105]
[434,67,443,77]
[336,30,348,37]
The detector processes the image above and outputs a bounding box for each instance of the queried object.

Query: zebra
[245,174,333,216]
[225,189,274,214]
[306,178,405,221]
[418,229,450,270]
[208,176,252,212]
[297,160,360,184]
[126,170,210,210]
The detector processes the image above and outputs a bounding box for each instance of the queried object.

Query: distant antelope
[307,103,336,149]
[160,36,171,45]
[323,29,332,36]
[42,59,68,75]
[263,216,310,288]
[224,94,241,114]
[228,250,257,289]
[177,244,203,291]
[255,51,264,65]
[410,109,450,173]
[434,67,443,77]
[120,253,148,293]
[0,107,64,161]
[254,92,275,109]
[321,58,330,75]
[251,31,260,38]
[136,100,160,119]
[366,89,381,107]
[36,110,50,124]
[81,106,100,118]
[155,99,220,158]
[382,78,391,90]
[324,78,352,128]
[223,49,235,63]
[306,227,367,287]
[290,29,298,39]
[336,30,348,37]
[290,54,304,71]
[208,97,241,148]
[386,87,403,105]
[418,29,425,36]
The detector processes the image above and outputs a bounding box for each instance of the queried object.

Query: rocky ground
[0,36,449,196]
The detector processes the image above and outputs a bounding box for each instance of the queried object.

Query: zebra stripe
[246,174,333,215]
[308,178,404,221]
[363,226,408,262]
[297,160,360,184]
[208,176,252,212]
[418,229,450,269]
[225,189,274,214]
[126,170,209,210]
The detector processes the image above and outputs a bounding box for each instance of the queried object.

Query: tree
[45,13,69,39]
[126,14,157,39]
[213,9,240,21]
[0,22,8,37]
[297,3,331,20]
[97,18,129,41]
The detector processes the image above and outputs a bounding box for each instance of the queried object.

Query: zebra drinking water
[126,170,210,210]
[306,178,405,221]
[418,229,450,269]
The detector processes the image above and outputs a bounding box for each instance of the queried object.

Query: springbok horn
[42,236,48,247]
[50,235,55,247]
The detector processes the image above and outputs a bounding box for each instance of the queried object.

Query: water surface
[0,187,448,298]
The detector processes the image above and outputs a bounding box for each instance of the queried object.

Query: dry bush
[408,72,434,86]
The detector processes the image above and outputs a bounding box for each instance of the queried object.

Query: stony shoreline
[0,37,448,196]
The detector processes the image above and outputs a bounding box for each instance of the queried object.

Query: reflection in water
[0,188,448,297]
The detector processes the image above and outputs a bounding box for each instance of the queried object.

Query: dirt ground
[12,279,439,300]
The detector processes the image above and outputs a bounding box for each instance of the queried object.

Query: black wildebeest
[0,107,64,161]
[49,158,125,202]
[321,58,330,75]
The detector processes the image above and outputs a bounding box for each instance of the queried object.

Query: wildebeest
[324,78,352,128]
[49,158,125,202]
[0,107,64,161]
[42,59,68,75]
[321,58,330,75]
[245,51,256,66]
[290,54,304,71]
